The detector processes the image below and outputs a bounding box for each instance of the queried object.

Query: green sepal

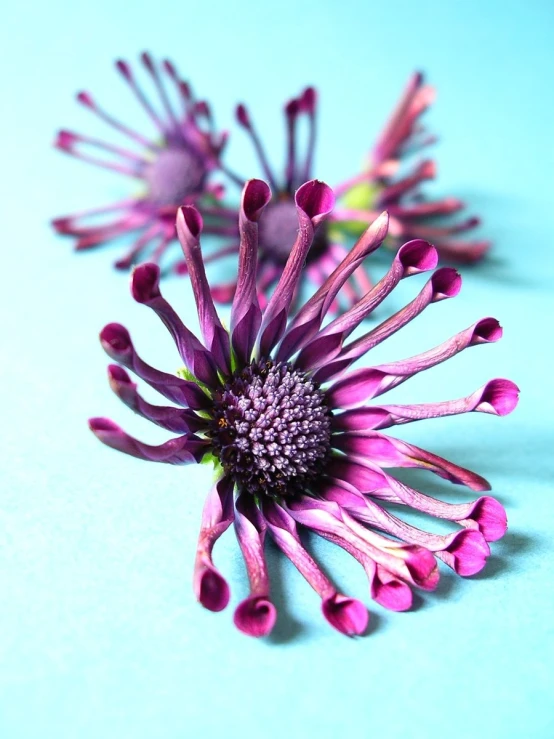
[200,450,224,481]
[329,180,382,240]
[176,366,212,395]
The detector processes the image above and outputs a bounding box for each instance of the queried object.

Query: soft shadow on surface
[437,187,538,288]
[363,610,383,637]
[264,541,305,645]
[412,569,458,612]
[473,530,535,580]
[462,253,538,290]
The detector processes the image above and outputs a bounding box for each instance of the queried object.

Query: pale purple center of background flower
[210,360,332,497]
[144,146,207,206]
[258,199,329,264]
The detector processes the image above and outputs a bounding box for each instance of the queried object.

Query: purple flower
[208,88,376,307]
[335,72,490,264]
[90,179,518,637]
[52,53,237,270]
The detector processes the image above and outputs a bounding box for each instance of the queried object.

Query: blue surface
[1,1,553,737]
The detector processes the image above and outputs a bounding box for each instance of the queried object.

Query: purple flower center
[144,146,207,206]
[210,360,332,498]
[258,198,329,265]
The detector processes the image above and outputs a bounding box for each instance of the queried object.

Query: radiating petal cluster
[334,72,490,264]
[54,60,488,308]
[90,179,518,637]
[221,87,375,307]
[52,53,236,269]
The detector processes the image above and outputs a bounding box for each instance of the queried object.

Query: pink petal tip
[195,565,230,612]
[322,594,369,636]
[233,596,277,637]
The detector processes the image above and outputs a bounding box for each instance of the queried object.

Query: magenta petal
[299,86,317,114]
[326,317,504,408]
[107,364,206,433]
[258,180,334,356]
[234,596,277,637]
[99,323,211,410]
[230,180,270,365]
[313,266,461,383]
[295,179,335,227]
[276,212,389,362]
[176,207,231,373]
[397,238,439,274]
[463,496,508,542]
[403,548,440,591]
[89,417,206,464]
[194,563,230,612]
[371,568,413,612]
[236,103,251,128]
[177,204,203,238]
[243,178,272,220]
[431,267,462,300]
[296,239,437,372]
[334,433,490,491]
[372,72,435,164]
[131,264,219,387]
[194,478,235,611]
[477,379,520,415]
[436,530,490,576]
[321,594,368,636]
[131,262,163,303]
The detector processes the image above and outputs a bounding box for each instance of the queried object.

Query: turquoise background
[1,0,553,737]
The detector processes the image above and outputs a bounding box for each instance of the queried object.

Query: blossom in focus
[335,72,490,264]
[89,179,518,637]
[52,53,238,270]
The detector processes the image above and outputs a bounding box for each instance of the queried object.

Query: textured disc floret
[258,198,330,265]
[209,360,332,498]
[144,146,208,206]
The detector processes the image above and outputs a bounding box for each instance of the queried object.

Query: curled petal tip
[285,98,300,117]
[76,91,94,107]
[163,59,176,76]
[398,239,438,274]
[115,59,132,78]
[242,179,272,221]
[179,81,191,100]
[405,547,440,591]
[107,364,132,386]
[195,565,230,612]
[141,51,154,70]
[131,263,161,303]
[431,267,462,300]
[300,86,317,113]
[234,596,277,637]
[421,160,436,179]
[371,575,413,612]
[100,323,132,356]
[51,217,70,232]
[322,594,369,636]
[236,104,250,128]
[295,180,335,221]
[194,100,211,119]
[470,497,508,542]
[478,379,520,416]
[374,210,390,230]
[177,206,203,240]
[473,318,502,343]
[88,417,118,435]
[54,130,78,150]
[442,530,490,577]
